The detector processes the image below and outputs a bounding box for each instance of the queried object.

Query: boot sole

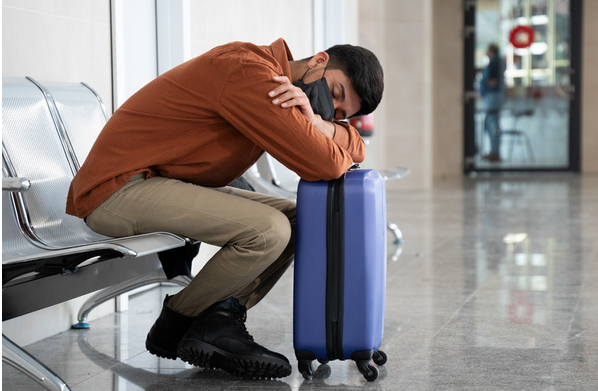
[177,340,291,379]
[145,337,177,360]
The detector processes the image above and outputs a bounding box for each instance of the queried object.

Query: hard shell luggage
[293,168,388,381]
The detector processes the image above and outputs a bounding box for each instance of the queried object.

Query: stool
[500,109,535,162]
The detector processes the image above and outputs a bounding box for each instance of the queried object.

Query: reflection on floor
[3,173,598,390]
[476,96,570,169]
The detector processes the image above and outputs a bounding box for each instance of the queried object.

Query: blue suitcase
[293,168,388,381]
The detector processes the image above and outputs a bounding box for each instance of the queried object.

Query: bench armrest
[379,166,411,182]
[2,177,31,192]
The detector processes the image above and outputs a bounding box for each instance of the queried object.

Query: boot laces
[232,301,254,342]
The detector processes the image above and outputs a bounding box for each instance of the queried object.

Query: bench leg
[2,334,71,391]
[72,269,192,329]
[387,221,403,244]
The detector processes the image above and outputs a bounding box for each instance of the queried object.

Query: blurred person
[480,43,506,162]
[66,38,383,379]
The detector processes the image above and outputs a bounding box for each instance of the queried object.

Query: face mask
[293,67,335,121]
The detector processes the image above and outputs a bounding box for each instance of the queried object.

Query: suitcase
[293,168,388,381]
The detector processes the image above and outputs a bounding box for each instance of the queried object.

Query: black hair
[325,44,384,117]
[488,43,500,55]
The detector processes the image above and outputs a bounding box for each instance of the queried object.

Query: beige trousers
[85,175,296,317]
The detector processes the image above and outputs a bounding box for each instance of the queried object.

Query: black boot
[145,295,196,359]
[177,297,292,379]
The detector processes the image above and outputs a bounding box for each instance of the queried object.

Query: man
[66,38,384,379]
[480,43,505,162]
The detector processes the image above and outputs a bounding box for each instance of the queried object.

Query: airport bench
[2,77,193,391]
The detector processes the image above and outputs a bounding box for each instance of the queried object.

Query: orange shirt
[66,38,365,218]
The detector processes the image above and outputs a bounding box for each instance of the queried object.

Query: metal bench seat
[2,78,187,264]
[3,179,185,261]
[30,78,109,168]
[3,175,184,281]
[2,77,191,391]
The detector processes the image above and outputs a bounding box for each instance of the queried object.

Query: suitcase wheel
[298,359,314,380]
[356,360,379,381]
[373,350,387,366]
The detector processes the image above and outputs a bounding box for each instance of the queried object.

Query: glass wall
[471,0,573,170]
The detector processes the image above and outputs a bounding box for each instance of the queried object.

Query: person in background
[66,38,383,380]
[480,43,506,162]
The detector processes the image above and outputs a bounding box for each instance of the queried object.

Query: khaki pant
[85,175,296,317]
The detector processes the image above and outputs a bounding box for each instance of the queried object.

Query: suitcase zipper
[326,174,345,360]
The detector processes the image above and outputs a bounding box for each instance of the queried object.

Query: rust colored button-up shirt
[66,38,365,218]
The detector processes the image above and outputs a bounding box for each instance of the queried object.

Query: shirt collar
[270,38,294,78]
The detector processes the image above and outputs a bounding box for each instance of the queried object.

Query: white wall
[314,0,360,50]
[111,0,158,108]
[186,0,314,60]
[432,0,464,179]
[2,0,113,111]
[358,0,437,189]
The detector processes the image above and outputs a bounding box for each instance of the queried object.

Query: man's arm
[268,75,335,139]
[217,62,355,181]
[268,76,365,163]
[331,121,365,163]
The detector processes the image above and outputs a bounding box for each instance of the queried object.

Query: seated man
[66,38,384,379]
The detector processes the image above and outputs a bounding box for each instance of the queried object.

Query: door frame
[463,0,583,173]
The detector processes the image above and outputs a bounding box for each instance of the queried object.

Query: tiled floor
[3,173,598,390]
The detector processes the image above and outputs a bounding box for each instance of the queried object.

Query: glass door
[464,0,582,172]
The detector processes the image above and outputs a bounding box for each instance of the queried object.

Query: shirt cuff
[332,121,350,149]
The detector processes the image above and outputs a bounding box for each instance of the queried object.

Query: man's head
[293,45,384,119]
[325,44,384,118]
[487,43,500,57]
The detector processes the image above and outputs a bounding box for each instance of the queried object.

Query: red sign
[509,25,535,49]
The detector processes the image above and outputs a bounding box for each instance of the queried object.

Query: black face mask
[293,67,335,121]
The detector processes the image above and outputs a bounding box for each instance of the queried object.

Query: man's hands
[269,76,336,139]
[269,76,314,119]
